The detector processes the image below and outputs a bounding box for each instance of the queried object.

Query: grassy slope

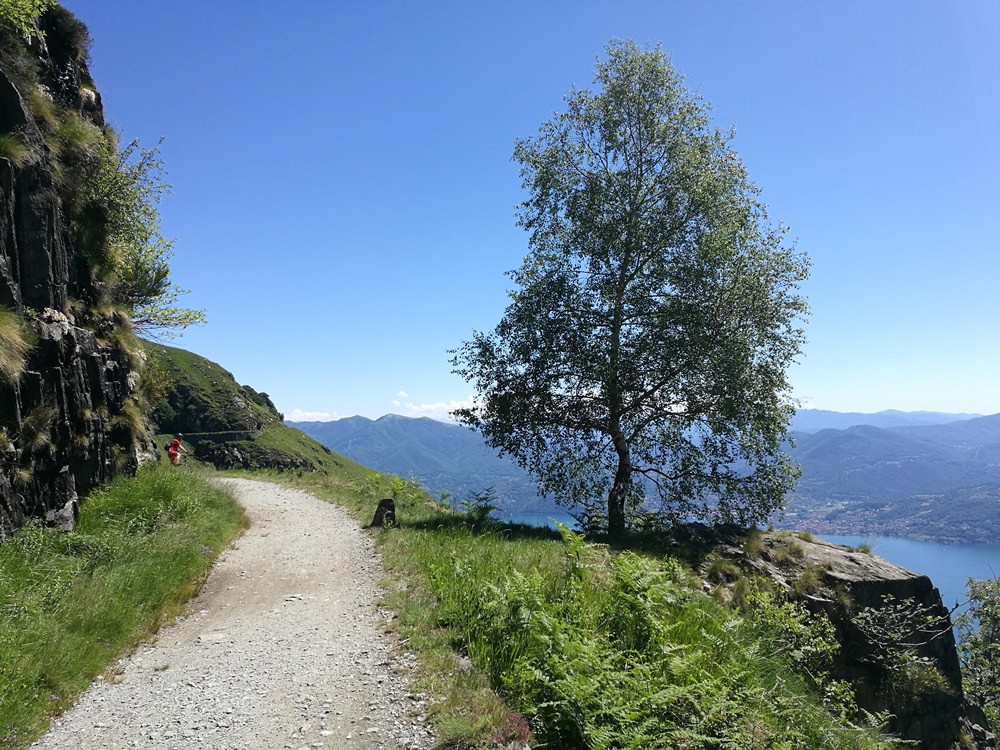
[143,341,282,433]
[144,341,364,474]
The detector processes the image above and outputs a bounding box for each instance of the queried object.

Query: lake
[821,534,1000,613]
[496,511,1000,615]
[498,510,577,530]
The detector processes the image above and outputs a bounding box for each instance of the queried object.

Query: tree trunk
[608,402,632,539]
[607,472,627,539]
[607,443,631,539]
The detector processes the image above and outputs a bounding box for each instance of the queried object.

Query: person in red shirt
[167,435,187,465]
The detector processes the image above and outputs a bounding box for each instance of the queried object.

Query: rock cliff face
[0,9,146,536]
[689,526,996,750]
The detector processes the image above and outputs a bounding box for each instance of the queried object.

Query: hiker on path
[167,435,187,465]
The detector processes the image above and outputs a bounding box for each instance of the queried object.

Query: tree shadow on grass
[367,495,757,571]
[388,512,566,542]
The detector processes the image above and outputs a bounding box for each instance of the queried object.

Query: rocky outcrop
[0,9,146,536]
[193,440,314,472]
[775,535,995,749]
[689,526,997,749]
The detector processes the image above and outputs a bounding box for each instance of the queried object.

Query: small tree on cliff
[451,41,809,537]
[0,0,55,35]
[959,577,1000,727]
[99,137,206,338]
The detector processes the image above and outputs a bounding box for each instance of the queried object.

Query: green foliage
[451,39,808,537]
[0,306,35,385]
[0,11,203,342]
[46,111,103,165]
[26,92,201,340]
[854,594,954,700]
[0,0,55,35]
[411,524,895,748]
[791,562,829,597]
[81,137,205,338]
[460,486,500,528]
[706,554,742,584]
[959,576,1000,726]
[18,404,54,454]
[742,582,859,719]
[0,462,246,745]
[0,131,30,167]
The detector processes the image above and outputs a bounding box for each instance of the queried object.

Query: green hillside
[143,341,359,475]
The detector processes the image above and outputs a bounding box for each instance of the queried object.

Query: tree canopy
[0,0,55,35]
[451,40,809,537]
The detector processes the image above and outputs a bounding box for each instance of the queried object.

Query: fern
[412,521,901,748]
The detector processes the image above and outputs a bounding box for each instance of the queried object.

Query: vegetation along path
[33,478,435,750]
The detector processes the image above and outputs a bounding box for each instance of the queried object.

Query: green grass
[2,457,905,749]
[401,527,894,749]
[0,462,247,747]
[0,132,30,168]
[143,341,283,433]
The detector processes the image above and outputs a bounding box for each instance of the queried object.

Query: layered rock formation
[0,9,147,535]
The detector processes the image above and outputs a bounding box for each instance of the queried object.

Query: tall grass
[0,462,246,747]
[0,307,34,386]
[0,132,30,168]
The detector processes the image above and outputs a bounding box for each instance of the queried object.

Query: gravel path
[33,477,436,750]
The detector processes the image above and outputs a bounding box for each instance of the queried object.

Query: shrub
[0,0,57,35]
[0,307,34,385]
[0,131,30,167]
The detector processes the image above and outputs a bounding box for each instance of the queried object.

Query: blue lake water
[820,534,1000,613]
[497,510,577,529]
[495,511,1000,613]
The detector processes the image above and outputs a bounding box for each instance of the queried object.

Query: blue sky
[61,1,1000,422]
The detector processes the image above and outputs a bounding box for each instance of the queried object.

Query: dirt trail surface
[33,477,436,750]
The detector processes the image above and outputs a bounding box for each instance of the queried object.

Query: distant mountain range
[789,409,983,433]
[289,414,534,510]
[287,410,1000,543]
